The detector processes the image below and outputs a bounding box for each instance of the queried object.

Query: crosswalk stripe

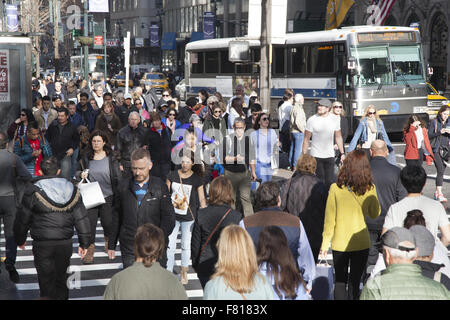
[18,263,124,275]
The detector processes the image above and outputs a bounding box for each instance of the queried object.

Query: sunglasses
[162,94,170,97]
[168,113,176,116]
[261,117,269,121]
[334,105,343,109]
[368,111,376,115]
[20,113,26,116]
[214,110,221,114]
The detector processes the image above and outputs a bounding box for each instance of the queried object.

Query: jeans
[332,249,369,300]
[59,156,73,181]
[32,240,73,300]
[166,220,194,272]
[289,132,304,168]
[0,196,18,268]
[252,161,273,191]
[224,169,254,217]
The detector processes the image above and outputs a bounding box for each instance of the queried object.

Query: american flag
[367,0,396,26]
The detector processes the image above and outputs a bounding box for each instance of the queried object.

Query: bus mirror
[348,57,356,70]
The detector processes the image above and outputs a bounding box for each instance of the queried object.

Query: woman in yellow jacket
[319,150,380,300]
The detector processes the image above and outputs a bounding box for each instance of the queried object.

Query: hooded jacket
[14,176,91,248]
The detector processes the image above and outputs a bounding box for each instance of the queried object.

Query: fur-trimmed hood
[32,177,81,212]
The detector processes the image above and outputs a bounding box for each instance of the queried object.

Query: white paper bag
[78,178,105,209]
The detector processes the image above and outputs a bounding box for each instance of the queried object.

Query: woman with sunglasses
[133,97,149,123]
[250,113,279,189]
[8,109,36,141]
[347,105,393,161]
[162,107,181,135]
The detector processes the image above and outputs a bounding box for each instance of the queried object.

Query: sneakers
[434,191,447,203]
[425,155,433,166]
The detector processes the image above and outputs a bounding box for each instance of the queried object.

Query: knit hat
[409,225,435,257]
[381,227,416,252]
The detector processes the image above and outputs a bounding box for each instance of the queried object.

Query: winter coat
[360,264,450,300]
[109,177,175,256]
[33,108,58,131]
[94,113,122,147]
[191,205,243,277]
[116,125,148,166]
[280,171,327,262]
[76,102,98,132]
[45,121,79,160]
[14,176,91,248]
[14,135,52,177]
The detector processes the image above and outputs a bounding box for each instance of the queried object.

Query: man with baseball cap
[302,98,345,186]
[116,93,138,127]
[360,227,449,300]
[410,225,450,290]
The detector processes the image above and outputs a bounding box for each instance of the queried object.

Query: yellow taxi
[426,82,450,118]
[140,72,169,94]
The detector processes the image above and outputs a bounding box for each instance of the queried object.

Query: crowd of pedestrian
[0,75,448,301]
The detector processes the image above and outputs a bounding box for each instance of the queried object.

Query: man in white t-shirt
[370,165,450,279]
[302,99,345,186]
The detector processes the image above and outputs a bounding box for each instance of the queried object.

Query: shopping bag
[78,178,105,209]
[311,260,334,300]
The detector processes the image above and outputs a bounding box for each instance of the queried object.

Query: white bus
[185,25,429,133]
[70,54,106,79]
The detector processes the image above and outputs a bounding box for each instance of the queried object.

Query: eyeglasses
[368,111,376,115]
[333,105,343,109]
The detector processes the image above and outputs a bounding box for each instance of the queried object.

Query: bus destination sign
[357,32,416,43]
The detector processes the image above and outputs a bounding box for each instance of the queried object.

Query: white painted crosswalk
[0,223,204,300]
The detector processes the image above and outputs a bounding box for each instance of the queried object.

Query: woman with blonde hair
[203,225,274,300]
[347,105,393,161]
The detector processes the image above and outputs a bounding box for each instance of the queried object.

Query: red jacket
[403,125,434,160]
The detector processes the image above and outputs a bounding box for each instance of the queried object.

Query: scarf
[367,118,377,133]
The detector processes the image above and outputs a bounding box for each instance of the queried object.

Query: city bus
[184,26,429,133]
[70,54,106,79]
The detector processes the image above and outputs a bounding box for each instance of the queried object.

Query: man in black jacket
[14,157,90,300]
[116,111,149,179]
[108,148,175,269]
[176,96,197,125]
[45,108,79,180]
[364,140,408,282]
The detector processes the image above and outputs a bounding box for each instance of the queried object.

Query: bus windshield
[350,44,424,87]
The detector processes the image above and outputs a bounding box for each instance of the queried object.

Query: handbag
[311,260,334,300]
[198,208,232,262]
[78,178,105,209]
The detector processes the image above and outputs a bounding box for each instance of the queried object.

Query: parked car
[175,79,186,101]
[111,74,133,88]
[140,72,169,94]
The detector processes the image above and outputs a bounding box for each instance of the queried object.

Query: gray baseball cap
[381,227,416,252]
[409,225,435,257]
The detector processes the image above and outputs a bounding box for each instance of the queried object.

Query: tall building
[110,0,162,69]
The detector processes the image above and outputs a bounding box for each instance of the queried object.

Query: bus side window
[191,52,204,74]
